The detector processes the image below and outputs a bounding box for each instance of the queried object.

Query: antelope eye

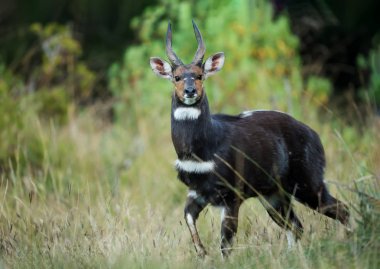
[197,75,203,80]
[174,76,181,82]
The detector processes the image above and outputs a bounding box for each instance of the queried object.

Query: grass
[0,97,379,269]
[1,0,379,266]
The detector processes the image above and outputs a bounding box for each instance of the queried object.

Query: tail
[320,194,350,225]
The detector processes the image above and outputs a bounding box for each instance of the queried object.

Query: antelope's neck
[171,94,216,161]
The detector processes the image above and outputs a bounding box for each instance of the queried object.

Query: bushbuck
[149,21,349,258]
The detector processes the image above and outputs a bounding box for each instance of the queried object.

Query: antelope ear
[150,57,173,79]
[203,52,225,79]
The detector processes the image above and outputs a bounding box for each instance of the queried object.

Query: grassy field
[0,1,379,267]
[0,98,379,268]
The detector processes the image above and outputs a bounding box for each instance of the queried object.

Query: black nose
[184,87,196,97]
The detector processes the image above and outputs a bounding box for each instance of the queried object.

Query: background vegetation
[0,0,379,268]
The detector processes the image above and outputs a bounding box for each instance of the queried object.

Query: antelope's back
[213,110,326,194]
[218,110,323,151]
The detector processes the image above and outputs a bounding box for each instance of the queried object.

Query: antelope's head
[150,21,225,106]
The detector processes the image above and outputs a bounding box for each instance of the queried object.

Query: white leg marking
[186,213,206,255]
[220,207,226,223]
[175,159,215,173]
[173,107,201,120]
[186,213,197,234]
[286,231,296,249]
[187,190,198,199]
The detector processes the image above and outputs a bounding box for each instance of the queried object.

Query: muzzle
[183,87,198,105]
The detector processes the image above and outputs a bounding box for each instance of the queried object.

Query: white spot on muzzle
[173,107,201,120]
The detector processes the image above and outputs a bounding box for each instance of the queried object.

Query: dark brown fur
[150,21,350,258]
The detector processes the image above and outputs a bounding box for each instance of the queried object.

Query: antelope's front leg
[220,204,240,257]
[184,190,208,258]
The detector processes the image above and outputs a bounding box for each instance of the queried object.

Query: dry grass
[0,103,379,269]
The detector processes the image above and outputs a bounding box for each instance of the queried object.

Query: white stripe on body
[175,159,215,173]
[240,109,288,118]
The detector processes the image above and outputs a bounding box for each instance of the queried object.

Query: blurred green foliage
[0,23,97,172]
[30,23,96,103]
[109,0,310,128]
[306,76,332,105]
[367,46,380,108]
[0,66,24,170]
[357,45,380,110]
[0,0,156,70]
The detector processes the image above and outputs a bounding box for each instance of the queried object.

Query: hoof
[197,248,207,258]
[221,247,232,258]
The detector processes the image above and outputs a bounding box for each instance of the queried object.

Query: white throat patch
[173,107,201,120]
[175,159,215,173]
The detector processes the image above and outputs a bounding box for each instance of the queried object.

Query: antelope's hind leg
[296,185,350,225]
[184,190,208,258]
[259,193,303,248]
[220,203,241,257]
